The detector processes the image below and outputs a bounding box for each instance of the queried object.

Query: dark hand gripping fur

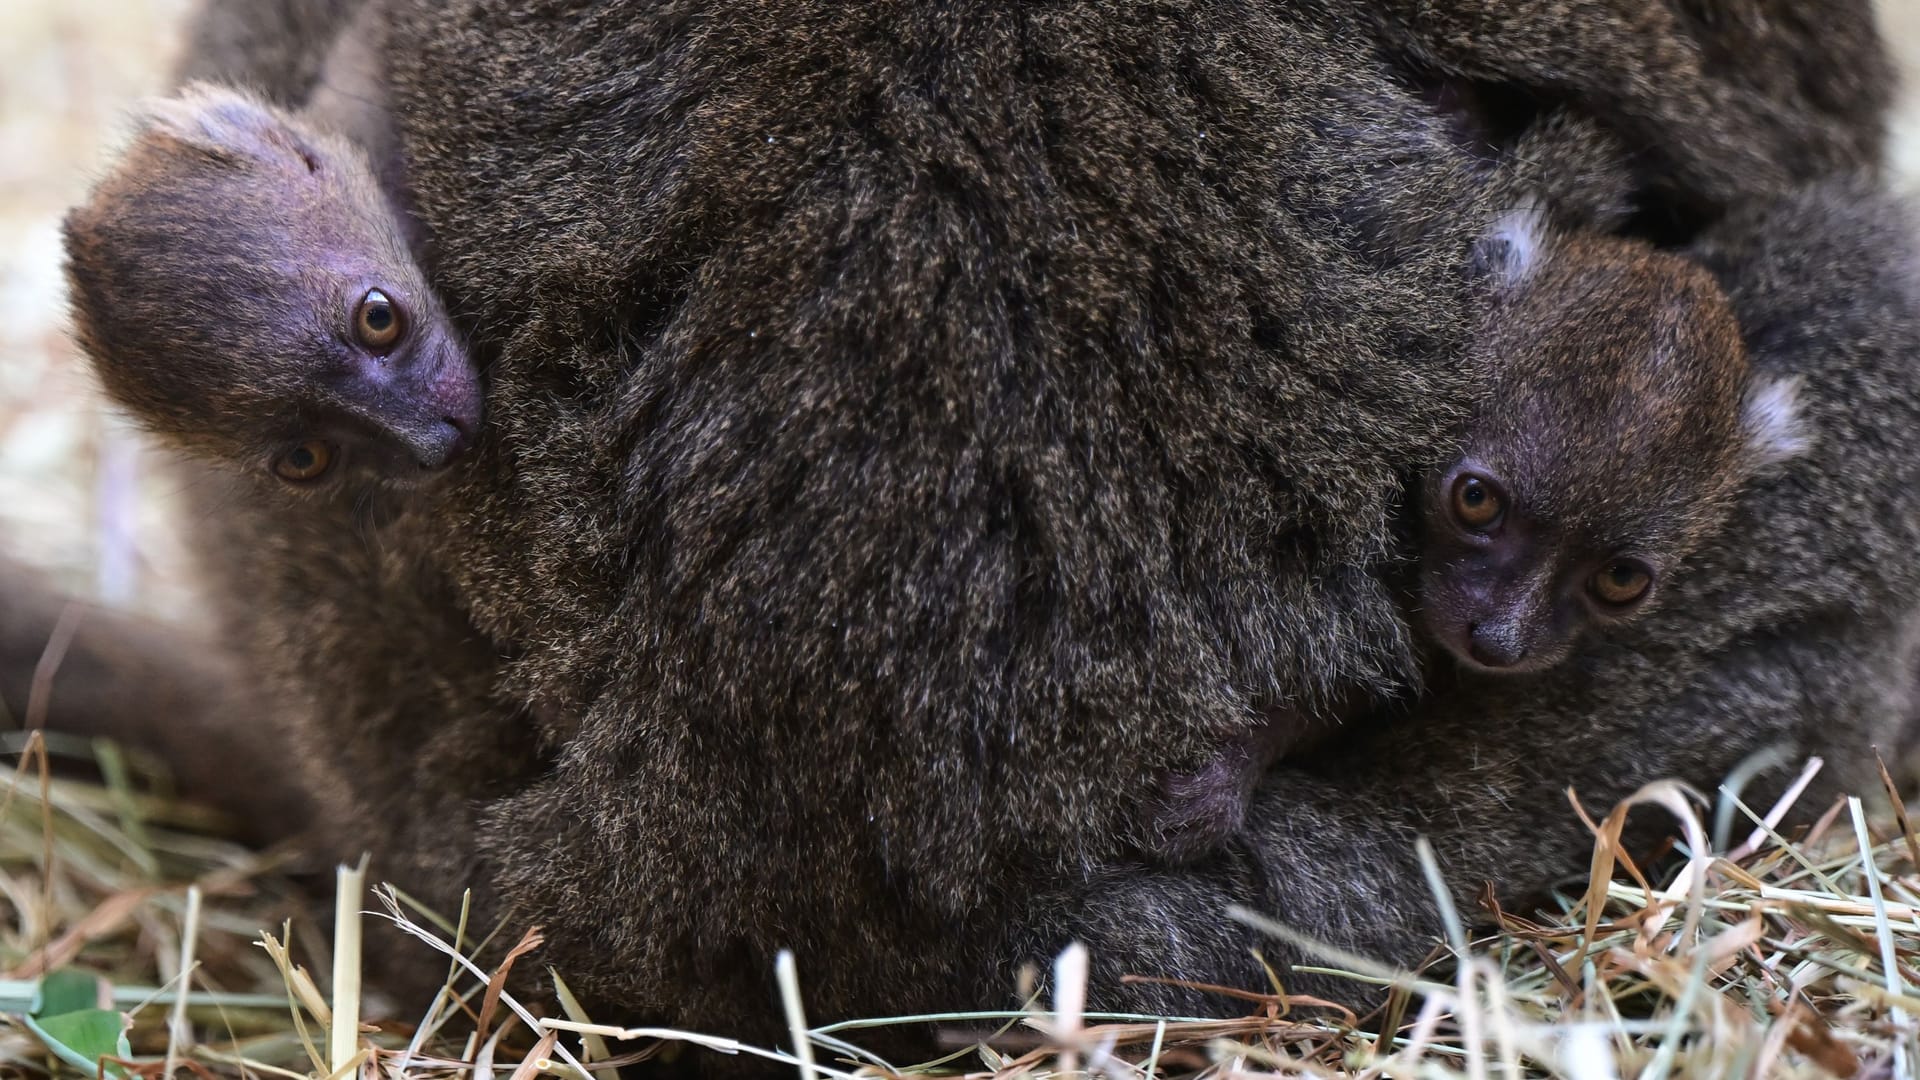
[35,0,1909,1056]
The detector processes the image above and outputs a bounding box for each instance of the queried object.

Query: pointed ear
[136,83,318,172]
[1742,374,1812,470]
[1470,199,1548,291]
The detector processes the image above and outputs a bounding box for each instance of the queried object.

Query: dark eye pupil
[364,303,392,331]
[288,447,316,470]
[1462,484,1484,506]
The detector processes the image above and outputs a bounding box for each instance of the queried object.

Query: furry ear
[1742,374,1812,469]
[136,83,319,173]
[1470,199,1548,291]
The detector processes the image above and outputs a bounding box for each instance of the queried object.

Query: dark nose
[395,357,483,469]
[417,418,473,469]
[1466,621,1527,669]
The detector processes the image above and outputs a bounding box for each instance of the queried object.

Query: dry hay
[0,724,1912,1080]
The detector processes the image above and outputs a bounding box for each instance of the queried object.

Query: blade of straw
[1851,796,1910,1077]
[775,951,816,1080]
[163,885,202,1079]
[330,857,367,1075]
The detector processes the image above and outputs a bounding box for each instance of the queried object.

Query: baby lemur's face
[1418,225,1804,675]
[64,85,483,495]
[231,265,480,495]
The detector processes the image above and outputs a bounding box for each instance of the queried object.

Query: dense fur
[171,0,363,108]
[1347,0,1894,213]
[371,0,1525,1028]
[34,0,1911,1059]
[1041,179,1920,1010]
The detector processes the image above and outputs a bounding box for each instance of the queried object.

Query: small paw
[1146,760,1250,864]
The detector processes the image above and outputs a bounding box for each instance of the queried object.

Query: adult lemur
[18,0,1916,1058]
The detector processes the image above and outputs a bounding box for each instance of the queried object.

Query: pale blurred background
[3,1,1920,618]
[0,0,194,615]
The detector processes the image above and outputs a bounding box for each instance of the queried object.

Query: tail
[0,555,315,845]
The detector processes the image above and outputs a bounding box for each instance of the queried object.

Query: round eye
[1590,560,1654,608]
[353,288,405,351]
[1450,474,1505,531]
[272,440,336,484]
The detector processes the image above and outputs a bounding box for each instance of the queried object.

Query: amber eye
[1450,474,1505,530]
[352,288,405,352]
[272,440,336,484]
[1590,560,1654,608]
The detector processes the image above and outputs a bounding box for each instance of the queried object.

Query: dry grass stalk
[2,737,1920,1078]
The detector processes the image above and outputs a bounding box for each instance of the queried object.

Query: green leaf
[24,1008,131,1077]
[31,970,104,1018]
[22,971,130,1078]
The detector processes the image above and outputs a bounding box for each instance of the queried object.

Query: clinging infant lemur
[63,10,479,493]
[1417,206,1807,675]
[1149,207,1809,861]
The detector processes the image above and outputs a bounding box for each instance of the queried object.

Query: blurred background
[3,1,1920,618]
[1,0,194,616]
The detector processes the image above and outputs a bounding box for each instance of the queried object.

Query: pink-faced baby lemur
[63,9,479,494]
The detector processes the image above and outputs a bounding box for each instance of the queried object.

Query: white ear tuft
[1472,198,1548,291]
[1742,374,1812,469]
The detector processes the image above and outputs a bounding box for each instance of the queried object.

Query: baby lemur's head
[1419,209,1807,675]
[63,83,481,493]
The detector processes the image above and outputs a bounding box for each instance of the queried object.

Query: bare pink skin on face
[63,84,484,494]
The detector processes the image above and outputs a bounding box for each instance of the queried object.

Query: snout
[1466,620,1530,670]
[396,349,484,469]
[1420,543,1573,677]
[342,343,485,472]
[1420,579,1566,677]
[1447,611,1569,675]
[365,393,477,472]
[402,416,474,470]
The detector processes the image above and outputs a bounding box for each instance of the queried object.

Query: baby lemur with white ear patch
[1149,205,1806,861]
[63,10,479,494]
[1419,206,1806,676]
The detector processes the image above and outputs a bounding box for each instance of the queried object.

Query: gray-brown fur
[172,0,364,109]
[1037,179,1920,1013]
[65,29,479,495]
[0,556,311,844]
[32,0,1914,1060]
[1149,209,1803,861]
[1341,0,1893,213]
